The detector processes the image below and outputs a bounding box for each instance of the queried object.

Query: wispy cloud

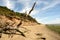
[1,0,60,14]
[36,17,48,24]
[36,17,60,24]
[47,18,60,24]
[3,0,14,9]
[16,0,37,13]
[36,0,60,14]
[17,0,60,15]
[40,1,59,11]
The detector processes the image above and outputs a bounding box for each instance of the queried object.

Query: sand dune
[0,24,60,40]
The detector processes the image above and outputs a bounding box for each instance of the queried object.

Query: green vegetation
[0,6,38,23]
[46,24,60,34]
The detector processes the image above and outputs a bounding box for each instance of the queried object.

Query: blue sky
[0,0,60,24]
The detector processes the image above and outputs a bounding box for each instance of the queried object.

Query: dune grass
[46,24,60,34]
[0,6,38,23]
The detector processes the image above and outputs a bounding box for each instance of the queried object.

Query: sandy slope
[0,24,60,40]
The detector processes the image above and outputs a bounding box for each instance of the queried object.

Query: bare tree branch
[0,26,26,38]
[29,2,36,15]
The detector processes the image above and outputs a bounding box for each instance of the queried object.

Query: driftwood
[0,17,29,38]
[26,2,36,17]
[29,2,36,14]
[0,26,25,38]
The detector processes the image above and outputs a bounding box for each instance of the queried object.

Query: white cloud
[37,0,60,14]
[17,0,37,13]
[47,18,60,24]
[15,0,49,15]
[41,2,59,11]
[2,0,60,14]
[30,0,60,16]
[36,17,60,24]
[16,0,59,16]
[4,0,14,9]
[37,0,49,6]
[36,17,48,24]
[30,9,39,16]
[20,7,31,13]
